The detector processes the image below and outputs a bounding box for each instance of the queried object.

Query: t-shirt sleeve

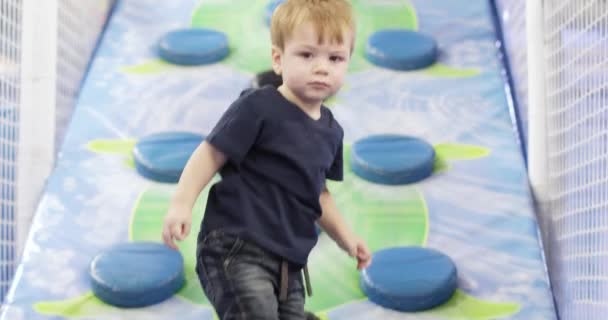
[326,139,344,181]
[206,96,262,165]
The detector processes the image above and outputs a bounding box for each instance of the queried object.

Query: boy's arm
[162,141,226,249]
[318,186,354,250]
[318,185,372,269]
[171,141,226,208]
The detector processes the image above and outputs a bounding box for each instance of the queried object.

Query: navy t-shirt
[201,85,344,266]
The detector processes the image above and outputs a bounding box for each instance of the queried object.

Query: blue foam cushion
[133,132,204,183]
[265,0,285,26]
[366,29,438,70]
[351,134,435,185]
[158,28,229,66]
[361,247,457,312]
[90,242,185,308]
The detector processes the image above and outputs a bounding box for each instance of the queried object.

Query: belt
[279,260,313,301]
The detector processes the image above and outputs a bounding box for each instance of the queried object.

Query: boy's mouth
[308,81,330,88]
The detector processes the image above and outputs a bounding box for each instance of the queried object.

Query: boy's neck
[277,85,322,120]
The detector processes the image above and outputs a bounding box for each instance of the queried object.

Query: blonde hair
[270,0,355,51]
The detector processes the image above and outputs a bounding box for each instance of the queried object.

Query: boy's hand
[344,235,372,270]
[162,203,192,250]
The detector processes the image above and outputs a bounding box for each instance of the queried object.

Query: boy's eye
[299,52,313,58]
[330,55,345,62]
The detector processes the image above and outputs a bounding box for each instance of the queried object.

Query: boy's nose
[313,59,329,75]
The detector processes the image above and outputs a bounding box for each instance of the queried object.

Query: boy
[162,0,371,318]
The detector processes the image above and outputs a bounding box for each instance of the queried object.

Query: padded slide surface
[1,1,557,319]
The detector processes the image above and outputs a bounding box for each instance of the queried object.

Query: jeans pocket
[223,237,244,269]
[196,230,225,303]
[197,253,216,304]
[197,231,245,304]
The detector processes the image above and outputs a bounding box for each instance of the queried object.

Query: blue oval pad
[158,28,229,66]
[366,29,438,70]
[90,242,185,308]
[133,131,204,183]
[360,246,457,312]
[351,134,435,185]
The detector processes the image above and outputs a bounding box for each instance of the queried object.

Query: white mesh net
[497,0,608,318]
[0,0,21,302]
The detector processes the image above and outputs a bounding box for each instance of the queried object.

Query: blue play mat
[350,134,435,185]
[89,242,185,308]
[158,28,229,66]
[366,29,438,70]
[360,246,457,312]
[133,131,204,183]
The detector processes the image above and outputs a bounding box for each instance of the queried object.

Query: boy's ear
[271,45,282,75]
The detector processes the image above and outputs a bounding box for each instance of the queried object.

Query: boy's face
[272,22,352,107]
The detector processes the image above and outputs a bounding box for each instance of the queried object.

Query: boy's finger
[161,224,169,243]
[363,250,371,260]
[357,257,370,270]
[357,246,370,259]
[183,223,191,238]
[167,238,178,250]
[357,249,372,269]
[162,226,177,250]
[363,256,372,268]
[172,224,183,241]
[357,258,366,270]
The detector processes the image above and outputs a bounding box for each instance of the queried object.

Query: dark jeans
[196,230,306,320]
